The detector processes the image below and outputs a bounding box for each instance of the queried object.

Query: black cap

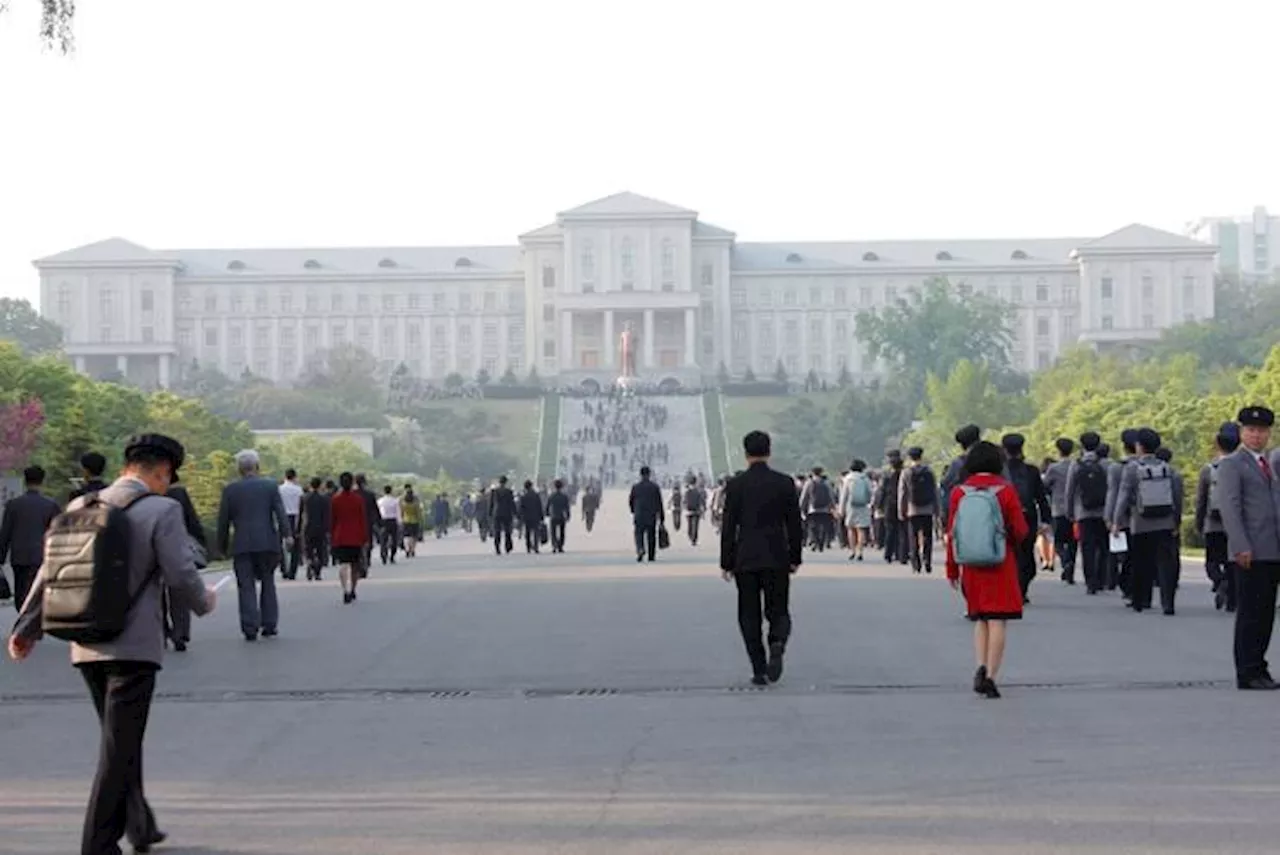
[886,448,902,460]
[1120,429,1140,451]
[1136,427,1161,451]
[907,446,924,460]
[1001,432,1025,451]
[1238,406,1275,427]
[1155,447,1173,463]
[955,425,981,448]
[123,434,185,471]
[1097,442,1111,459]
[1080,431,1101,451]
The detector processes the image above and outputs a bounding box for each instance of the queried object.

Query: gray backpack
[1135,462,1174,519]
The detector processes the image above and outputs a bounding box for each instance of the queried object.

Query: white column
[560,309,574,370]
[499,317,510,372]
[158,354,171,388]
[684,308,696,367]
[643,309,655,369]
[604,310,615,368]
[116,354,129,378]
[448,315,459,372]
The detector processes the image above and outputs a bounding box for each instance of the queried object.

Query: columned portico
[684,308,696,367]
[603,310,615,368]
[643,309,655,369]
[561,310,574,369]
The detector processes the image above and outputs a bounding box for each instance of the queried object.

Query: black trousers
[1235,561,1280,681]
[492,518,513,554]
[284,515,302,578]
[1015,533,1037,599]
[909,514,934,572]
[584,510,597,532]
[12,563,39,611]
[379,521,400,562]
[735,569,792,675]
[524,521,541,553]
[686,513,701,545]
[883,518,904,562]
[1128,530,1177,612]
[78,661,160,855]
[1053,516,1077,581]
[634,522,657,560]
[550,517,567,551]
[1205,531,1237,610]
[1078,518,1109,593]
[304,533,327,578]
[808,513,833,551]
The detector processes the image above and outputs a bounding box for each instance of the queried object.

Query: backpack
[1003,461,1038,525]
[1206,462,1222,522]
[1135,462,1174,519]
[951,485,1007,567]
[1076,458,1108,511]
[848,474,872,507]
[909,465,936,506]
[810,479,833,511]
[41,492,158,644]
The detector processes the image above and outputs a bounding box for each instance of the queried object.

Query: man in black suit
[719,431,804,685]
[68,451,110,502]
[629,466,665,563]
[489,476,517,556]
[0,465,61,609]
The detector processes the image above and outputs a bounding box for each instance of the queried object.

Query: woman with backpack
[843,459,873,561]
[945,441,1031,699]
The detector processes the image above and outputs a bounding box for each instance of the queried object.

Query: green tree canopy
[0,297,63,355]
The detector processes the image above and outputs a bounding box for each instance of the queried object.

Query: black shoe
[981,678,1001,699]
[750,674,768,686]
[172,641,187,653]
[973,665,988,695]
[1163,608,1176,616]
[243,633,258,642]
[262,629,278,638]
[1238,676,1280,691]
[133,830,167,853]
[766,642,785,683]
[343,592,353,604]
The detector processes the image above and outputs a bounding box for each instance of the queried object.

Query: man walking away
[217,450,290,641]
[547,479,571,553]
[1198,424,1241,612]
[719,431,803,686]
[629,466,664,562]
[354,474,381,576]
[1157,446,1185,604]
[881,453,908,564]
[684,477,706,546]
[802,468,836,552]
[432,493,451,539]
[163,470,208,653]
[490,476,516,555]
[899,447,938,574]
[1113,428,1179,614]
[1066,431,1110,594]
[1044,438,1077,584]
[581,486,600,533]
[518,481,545,554]
[1002,434,1050,603]
[68,451,110,502]
[1106,430,1140,598]
[8,433,217,855]
[1216,406,1280,690]
[0,465,60,610]
[302,477,331,580]
[940,425,981,528]
[277,469,304,580]
[377,485,402,564]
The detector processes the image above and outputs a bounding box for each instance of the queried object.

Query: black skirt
[332,546,364,564]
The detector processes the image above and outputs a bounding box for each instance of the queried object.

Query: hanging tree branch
[0,0,76,53]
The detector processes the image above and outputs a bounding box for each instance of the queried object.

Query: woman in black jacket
[166,471,208,652]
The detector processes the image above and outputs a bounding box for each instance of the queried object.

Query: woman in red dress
[945,441,1030,699]
[330,471,370,605]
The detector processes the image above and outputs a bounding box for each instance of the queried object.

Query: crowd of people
[562,390,702,488]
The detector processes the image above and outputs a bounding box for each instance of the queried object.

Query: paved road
[3,498,1277,854]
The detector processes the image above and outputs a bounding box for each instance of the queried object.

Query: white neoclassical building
[36,192,1217,389]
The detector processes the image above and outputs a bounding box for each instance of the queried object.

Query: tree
[0,398,45,471]
[475,368,492,386]
[742,366,757,383]
[907,360,1029,463]
[500,367,519,386]
[526,366,541,386]
[716,362,731,385]
[773,360,788,384]
[0,0,75,53]
[822,381,912,466]
[0,298,63,355]
[856,277,1013,406]
[836,363,852,389]
[805,368,820,392]
[1148,274,1280,372]
[444,372,465,390]
[767,398,827,472]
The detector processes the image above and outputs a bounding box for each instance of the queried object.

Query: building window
[1063,284,1078,304]
[141,289,154,312]
[281,326,296,348]
[306,325,320,347]
[204,328,218,347]
[141,326,154,343]
[700,264,713,289]
[508,289,523,311]
[229,326,244,346]
[57,286,73,317]
[661,239,675,284]
[408,293,421,310]
[1037,350,1051,370]
[809,286,821,306]
[784,289,797,307]
[543,305,555,323]
[760,288,773,308]
[620,238,634,287]
[661,280,675,293]
[459,292,472,312]
[281,293,293,313]
[1100,277,1114,300]
[331,292,343,311]
[383,294,396,311]
[859,286,871,305]
[407,323,421,346]
[306,292,319,312]
[256,291,268,312]
[432,292,446,311]
[1036,317,1050,337]
[582,240,595,282]
[357,294,370,312]
[232,293,245,313]
[835,289,847,306]
[835,319,848,340]
[1101,315,1113,331]
[885,286,898,303]
[543,266,556,289]
[99,291,113,316]
[543,340,556,357]
[1142,313,1154,328]
[1063,313,1077,338]
[282,352,296,373]
[1009,284,1022,303]
[483,292,496,311]
[332,324,348,345]
[1141,276,1154,303]
[1035,282,1049,302]
[204,293,217,312]
[177,328,192,347]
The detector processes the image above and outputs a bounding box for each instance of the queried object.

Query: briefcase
[658,525,670,550]
[539,522,549,545]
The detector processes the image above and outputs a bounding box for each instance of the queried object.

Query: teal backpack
[951,485,1007,567]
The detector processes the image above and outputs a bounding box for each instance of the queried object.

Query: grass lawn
[721,392,842,457]
[425,398,542,473]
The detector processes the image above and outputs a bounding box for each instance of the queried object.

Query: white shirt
[377,494,402,522]
[278,480,303,516]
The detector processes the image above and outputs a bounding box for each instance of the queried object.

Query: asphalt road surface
[3,498,1279,854]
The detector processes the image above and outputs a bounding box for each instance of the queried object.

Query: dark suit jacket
[216,476,289,556]
[302,491,331,537]
[629,479,665,527]
[166,484,207,546]
[358,488,381,542]
[0,489,61,567]
[518,490,545,524]
[490,487,517,521]
[719,462,803,573]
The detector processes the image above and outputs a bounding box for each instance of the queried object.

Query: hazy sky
[2,0,1276,305]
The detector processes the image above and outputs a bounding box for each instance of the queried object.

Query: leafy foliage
[0,0,75,53]
[0,298,63,355]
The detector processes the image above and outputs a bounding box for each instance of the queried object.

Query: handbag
[539,521,549,545]
[658,525,670,550]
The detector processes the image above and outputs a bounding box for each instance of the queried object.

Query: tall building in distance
[1189,206,1280,283]
[36,192,1217,390]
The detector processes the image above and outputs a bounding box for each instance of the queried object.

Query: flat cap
[1001,432,1025,450]
[123,433,185,470]
[955,424,981,448]
[1238,406,1275,427]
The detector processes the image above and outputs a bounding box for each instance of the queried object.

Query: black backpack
[41,492,158,644]
[910,465,936,506]
[810,479,833,511]
[1076,459,1108,511]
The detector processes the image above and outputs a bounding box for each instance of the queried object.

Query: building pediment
[558,191,697,221]
[36,237,176,268]
[1075,224,1215,256]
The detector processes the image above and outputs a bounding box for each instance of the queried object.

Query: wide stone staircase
[554,394,712,488]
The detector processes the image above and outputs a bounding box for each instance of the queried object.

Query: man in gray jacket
[898,447,938,574]
[1197,423,1241,612]
[1043,437,1077,584]
[1113,428,1181,614]
[7,433,217,854]
[1066,432,1110,594]
[1217,406,1280,690]
[217,449,290,641]
[1106,429,1140,596]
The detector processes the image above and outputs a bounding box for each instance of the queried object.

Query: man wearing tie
[1216,406,1280,690]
